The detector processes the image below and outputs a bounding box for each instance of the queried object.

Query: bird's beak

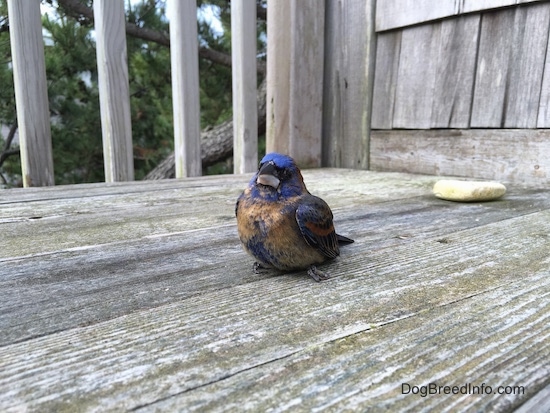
[256,161,280,188]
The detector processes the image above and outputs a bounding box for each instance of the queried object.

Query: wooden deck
[1,169,549,412]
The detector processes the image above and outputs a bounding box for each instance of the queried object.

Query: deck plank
[1,170,548,411]
[2,187,548,346]
[146,270,550,412]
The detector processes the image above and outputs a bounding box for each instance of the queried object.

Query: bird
[235,152,354,282]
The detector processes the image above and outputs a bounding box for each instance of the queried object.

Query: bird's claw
[253,261,268,274]
[307,265,330,282]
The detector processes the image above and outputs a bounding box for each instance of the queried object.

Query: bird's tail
[337,234,354,245]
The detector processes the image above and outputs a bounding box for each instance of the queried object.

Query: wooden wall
[369,0,550,187]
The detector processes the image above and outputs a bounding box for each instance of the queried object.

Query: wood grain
[370,129,550,186]
[374,1,550,131]
[146,269,550,412]
[470,8,515,128]
[375,0,544,32]
[369,31,401,130]
[322,0,375,168]
[288,1,325,167]
[231,0,258,173]
[94,0,135,182]
[376,0,460,32]
[393,24,439,129]
[266,0,325,167]
[266,0,290,155]
[1,170,549,410]
[430,15,480,128]
[7,0,54,187]
[168,0,202,177]
[504,3,550,128]
[537,31,550,127]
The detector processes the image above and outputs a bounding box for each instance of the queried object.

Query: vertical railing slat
[168,0,202,178]
[7,0,54,187]
[94,0,135,182]
[266,0,290,156]
[231,0,258,173]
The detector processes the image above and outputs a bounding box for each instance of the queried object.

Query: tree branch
[0,119,20,167]
[0,148,20,166]
[145,79,266,179]
[4,119,17,149]
[0,120,19,168]
[0,16,9,34]
[257,4,267,21]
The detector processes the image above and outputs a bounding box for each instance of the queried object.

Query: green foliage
[197,2,233,127]
[0,9,13,123]
[0,0,19,184]
[43,14,104,183]
[125,1,173,180]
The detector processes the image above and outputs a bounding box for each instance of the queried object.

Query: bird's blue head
[260,153,296,170]
[250,152,307,199]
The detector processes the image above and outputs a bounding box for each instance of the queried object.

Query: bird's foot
[253,261,268,274]
[307,265,330,282]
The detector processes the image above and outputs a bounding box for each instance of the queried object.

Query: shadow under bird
[235,152,354,282]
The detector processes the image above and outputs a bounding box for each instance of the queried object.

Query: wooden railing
[8,0,375,188]
[7,0,258,187]
[9,0,548,189]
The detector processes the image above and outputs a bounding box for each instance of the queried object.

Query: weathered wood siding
[376,0,544,31]
[371,129,550,186]
[371,0,550,186]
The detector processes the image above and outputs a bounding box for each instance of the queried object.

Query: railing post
[94,0,135,182]
[322,0,376,169]
[231,0,258,173]
[7,0,54,187]
[168,0,202,178]
[266,0,325,167]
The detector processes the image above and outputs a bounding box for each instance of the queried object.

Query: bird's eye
[280,169,291,180]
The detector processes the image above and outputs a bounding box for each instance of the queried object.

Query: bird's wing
[295,196,340,259]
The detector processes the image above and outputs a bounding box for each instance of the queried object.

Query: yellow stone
[433,180,506,202]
